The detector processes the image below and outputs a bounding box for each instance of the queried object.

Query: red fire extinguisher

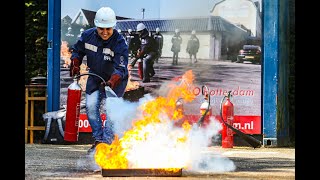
[198,85,212,127]
[64,77,82,142]
[221,91,234,148]
[137,59,143,80]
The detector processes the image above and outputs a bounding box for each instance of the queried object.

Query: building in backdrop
[114,17,248,60]
[210,0,262,38]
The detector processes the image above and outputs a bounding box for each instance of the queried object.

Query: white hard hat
[80,28,84,32]
[68,27,72,30]
[94,7,117,28]
[136,23,146,32]
[128,29,132,33]
[192,30,196,35]
[175,29,179,33]
[118,29,121,33]
[156,27,160,33]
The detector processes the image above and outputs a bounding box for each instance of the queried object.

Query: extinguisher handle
[225,90,232,99]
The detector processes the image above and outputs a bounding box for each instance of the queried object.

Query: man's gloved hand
[100,81,111,88]
[69,58,80,77]
[101,74,121,89]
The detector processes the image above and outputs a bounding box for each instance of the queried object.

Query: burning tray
[101,168,182,177]
[123,86,145,102]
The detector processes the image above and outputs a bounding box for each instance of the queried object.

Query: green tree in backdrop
[25,0,48,84]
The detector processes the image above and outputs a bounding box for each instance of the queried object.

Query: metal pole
[262,0,279,146]
[141,8,145,19]
[47,0,61,111]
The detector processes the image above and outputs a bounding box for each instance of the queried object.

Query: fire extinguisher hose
[220,91,262,148]
[75,73,118,97]
[75,72,106,84]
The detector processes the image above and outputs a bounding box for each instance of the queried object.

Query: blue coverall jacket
[71,28,129,97]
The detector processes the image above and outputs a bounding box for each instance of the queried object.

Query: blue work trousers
[85,90,114,144]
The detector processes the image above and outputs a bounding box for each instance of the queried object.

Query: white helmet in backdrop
[136,23,146,32]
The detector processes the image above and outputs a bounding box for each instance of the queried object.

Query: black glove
[69,58,80,77]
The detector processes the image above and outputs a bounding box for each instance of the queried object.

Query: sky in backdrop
[61,0,219,20]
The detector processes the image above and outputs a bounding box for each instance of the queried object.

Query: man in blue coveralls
[69,7,129,154]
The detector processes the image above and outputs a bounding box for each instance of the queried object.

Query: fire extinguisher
[174,98,184,126]
[197,85,211,127]
[64,77,82,142]
[221,91,234,148]
[176,98,184,114]
[64,72,112,142]
[137,59,143,80]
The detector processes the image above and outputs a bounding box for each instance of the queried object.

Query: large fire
[125,64,140,91]
[95,70,199,171]
[60,41,72,68]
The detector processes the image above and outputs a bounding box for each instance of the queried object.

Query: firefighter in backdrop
[117,29,125,39]
[77,28,85,39]
[129,23,159,83]
[64,27,76,52]
[126,28,141,58]
[69,6,129,154]
[171,29,182,65]
[186,30,200,64]
[152,27,163,63]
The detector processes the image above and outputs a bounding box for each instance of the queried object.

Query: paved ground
[25,144,295,179]
[60,57,262,115]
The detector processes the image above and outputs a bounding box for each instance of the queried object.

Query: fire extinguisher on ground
[64,77,82,142]
[221,91,234,148]
[197,85,212,127]
[137,59,143,80]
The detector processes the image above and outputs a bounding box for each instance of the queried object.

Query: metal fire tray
[101,168,183,177]
[123,86,145,102]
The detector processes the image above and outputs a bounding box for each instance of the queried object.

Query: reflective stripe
[103,48,114,57]
[85,43,97,52]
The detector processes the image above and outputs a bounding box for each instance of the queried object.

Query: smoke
[184,117,236,172]
[76,154,100,171]
[106,94,155,138]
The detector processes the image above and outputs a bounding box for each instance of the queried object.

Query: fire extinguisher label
[227,116,234,136]
[75,103,80,127]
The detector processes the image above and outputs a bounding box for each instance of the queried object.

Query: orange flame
[78,64,88,91]
[125,64,140,91]
[60,41,71,68]
[95,70,197,170]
